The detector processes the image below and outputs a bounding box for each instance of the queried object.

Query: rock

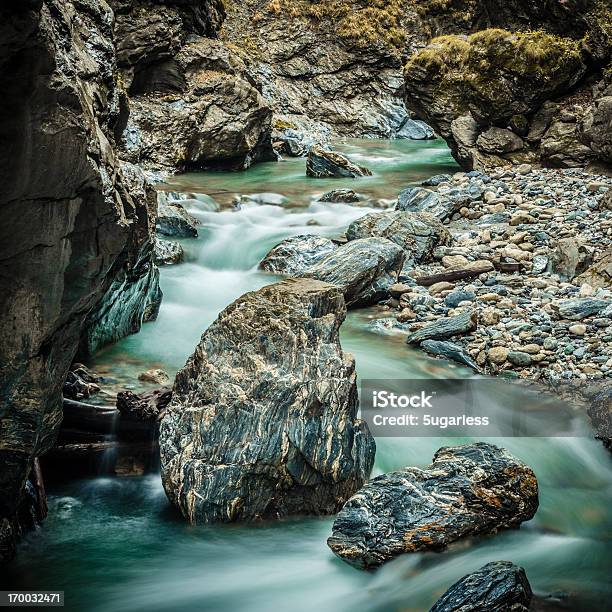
[415,261,494,286]
[477,127,524,154]
[156,194,199,238]
[488,346,509,365]
[580,81,612,164]
[421,340,481,372]
[118,30,275,171]
[63,365,101,401]
[508,351,533,367]
[430,561,533,612]
[327,443,538,568]
[318,189,361,203]
[306,145,372,178]
[397,308,417,323]
[303,238,405,308]
[117,389,172,424]
[259,235,338,276]
[429,281,455,295]
[585,384,612,452]
[574,248,612,289]
[555,298,610,320]
[154,238,184,265]
[346,211,451,266]
[0,0,162,560]
[395,187,460,222]
[540,118,596,167]
[444,289,476,308]
[389,283,412,299]
[569,324,587,336]
[442,255,469,268]
[481,307,501,325]
[406,309,477,344]
[404,30,587,169]
[516,163,533,175]
[396,118,435,140]
[159,278,376,523]
[549,238,592,280]
[138,369,170,385]
[235,193,289,207]
[423,174,451,187]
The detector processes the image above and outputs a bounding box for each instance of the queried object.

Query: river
[4,140,612,611]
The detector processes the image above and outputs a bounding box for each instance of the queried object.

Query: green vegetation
[262,0,408,53]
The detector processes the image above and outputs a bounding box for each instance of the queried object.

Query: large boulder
[160,278,376,523]
[302,238,405,307]
[346,211,451,267]
[118,34,275,171]
[403,29,588,169]
[430,561,533,612]
[327,443,538,568]
[259,235,338,275]
[306,145,372,178]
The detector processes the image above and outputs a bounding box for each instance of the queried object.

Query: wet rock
[346,211,451,267]
[303,238,405,308]
[430,561,533,612]
[63,365,101,401]
[421,340,481,372]
[406,309,477,344]
[154,238,184,266]
[318,189,361,203]
[0,0,163,559]
[156,194,199,238]
[327,443,538,568]
[160,278,375,523]
[235,193,289,207]
[306,145,372,179]
[555,298,610,320]
[259,235,338,276]
[138,369,170,385]
[116,389,172,424]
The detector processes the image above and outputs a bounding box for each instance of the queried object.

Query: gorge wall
[0,0,163,562]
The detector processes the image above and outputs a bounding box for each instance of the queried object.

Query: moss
[261,1,408,53]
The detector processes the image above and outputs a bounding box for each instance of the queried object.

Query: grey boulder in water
[306,145,372,178]
[430,561,533,612]
[159,278,376,523]
[156,193,199,238]
[154,238,184,265]
[302,238,405,307]
[259,235,338,275]
[346,210,451,267]
[327,443,538,569]
[421,339,482,372]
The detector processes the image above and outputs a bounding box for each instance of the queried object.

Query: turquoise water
[5,140,612,611]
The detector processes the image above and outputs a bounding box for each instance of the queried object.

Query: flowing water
[5,140,612,611]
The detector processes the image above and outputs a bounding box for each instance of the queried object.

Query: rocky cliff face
[220,0,428,139]
[0,0,160,562]
[112,0,276,170]
[403,1,612,170]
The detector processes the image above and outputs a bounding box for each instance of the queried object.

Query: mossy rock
[405,29,586,126]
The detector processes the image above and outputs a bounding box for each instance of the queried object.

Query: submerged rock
[430,561,533,612]
[421,340,481,372]
[154,238,185,266]
[346,211,451,266]
[318,189,361,203]
[160,278,375,523]
[306,145,372,178]
[259,235,338,276]
[303,238,404,308]
[327,443,538,568]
